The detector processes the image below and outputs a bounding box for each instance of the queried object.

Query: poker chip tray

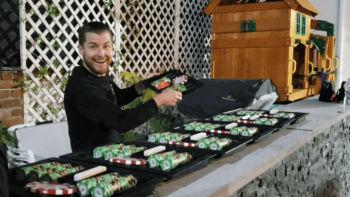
[140,69,205,94]
[173,121,278,144]
[8,157,165,197]
[139,129,253,158]
[60,141,215,180]
[219,110,309,128]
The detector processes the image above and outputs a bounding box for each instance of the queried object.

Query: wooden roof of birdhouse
[203,0,319,17]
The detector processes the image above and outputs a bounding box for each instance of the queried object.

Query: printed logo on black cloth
[222,95,235,101]
[110,84,116,96]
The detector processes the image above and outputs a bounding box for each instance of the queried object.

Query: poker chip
[234,120,255,124]
[203,129,230,134]
[172,75,188,85]
[167,141,197,147]
[109,157,147,165]
[26,182,77,195]
[260,114,273,118]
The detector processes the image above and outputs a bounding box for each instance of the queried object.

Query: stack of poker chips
[212,115,241,122]
[147,151,177,168]
[93,144,124,158]
[196,137,232,151]
[236,110,264,116]
[77,172,120,196]
[184,122,221,131]
[254,118,279,125]
[91,175,137,197]
[273,112,295,118]
[93,144,146,160]
[230,126,259,136]
[16,162,59,183]
[159,152,192,171]
[27,163,73,182]
[16,162,67,183]
[148,132,190,143]
[40,166,86,183]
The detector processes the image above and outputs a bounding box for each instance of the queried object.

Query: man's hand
[153,90,182,107]
[145,73,160,79]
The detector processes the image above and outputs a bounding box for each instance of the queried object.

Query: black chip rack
[210,110,309,129]
[8,157,165,197]
[140,69,205,94]
[173,120,278,144]
[139,129,253,158]
[60,141,215,180]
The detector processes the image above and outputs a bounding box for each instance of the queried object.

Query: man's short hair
[78,22,113,45]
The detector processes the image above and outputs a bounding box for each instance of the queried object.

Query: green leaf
[36,65,49,78]
[53,59,60,67]
[0,124,14,145]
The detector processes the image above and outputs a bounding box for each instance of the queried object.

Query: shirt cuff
[134,81,144,95]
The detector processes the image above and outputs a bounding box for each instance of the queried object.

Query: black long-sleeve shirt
[64,66,158,152]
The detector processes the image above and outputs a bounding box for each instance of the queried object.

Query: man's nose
[97,47,105,56]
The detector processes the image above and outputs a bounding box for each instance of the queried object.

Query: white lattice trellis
[20,0,212,123]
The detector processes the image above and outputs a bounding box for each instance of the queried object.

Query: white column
[174,0,181,70]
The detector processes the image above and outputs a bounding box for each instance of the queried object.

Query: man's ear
[78,45,84,55]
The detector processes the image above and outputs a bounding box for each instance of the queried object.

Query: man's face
[78,32,113,77]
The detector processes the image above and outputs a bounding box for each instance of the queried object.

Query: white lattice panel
[20,0,212,123]
[118,0,176,77]
[178,0,212,79]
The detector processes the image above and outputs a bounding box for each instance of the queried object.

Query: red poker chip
[167,141,197,147]
[26,182,77,195]
[203,129,230,134]
[109,157,147,165]
[172,75,188,85]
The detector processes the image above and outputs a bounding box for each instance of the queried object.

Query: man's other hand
[153,90,182,107]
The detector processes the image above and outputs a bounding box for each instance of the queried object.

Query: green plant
[46,1,60,16]
[60,76,68,91]
[20,17,27,23]
[121,71,142,86]
[0,124,15,146]
[53,59,60,67]
[17,74,30,91]
[29,9,36,15]
[47,105,58,115]
[52,36,60,50]
[104,0,114,11]
[36,66,49,78]
[35,34,43,47]
[150,113,172,132]
[122,131,142,141]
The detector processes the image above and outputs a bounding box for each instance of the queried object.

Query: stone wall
[0,71,24,128]
[233,116,350,197]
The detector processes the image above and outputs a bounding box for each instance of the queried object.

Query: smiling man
[64,22,182,152]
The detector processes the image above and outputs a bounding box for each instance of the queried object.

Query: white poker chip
[172,75,188,85]
[109,157,147,165]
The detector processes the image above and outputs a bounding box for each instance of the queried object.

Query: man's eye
[90,46,95,49]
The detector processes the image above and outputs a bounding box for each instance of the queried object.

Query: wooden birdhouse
[203,0,337,102]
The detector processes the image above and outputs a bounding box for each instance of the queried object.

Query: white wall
[308,0,348,88]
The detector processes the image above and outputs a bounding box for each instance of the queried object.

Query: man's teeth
[95,60,106,63]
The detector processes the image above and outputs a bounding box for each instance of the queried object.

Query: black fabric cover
[177,78,277,119]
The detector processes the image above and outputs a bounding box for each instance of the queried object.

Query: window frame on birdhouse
[301,14,307,36]
[296,12,301,35]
